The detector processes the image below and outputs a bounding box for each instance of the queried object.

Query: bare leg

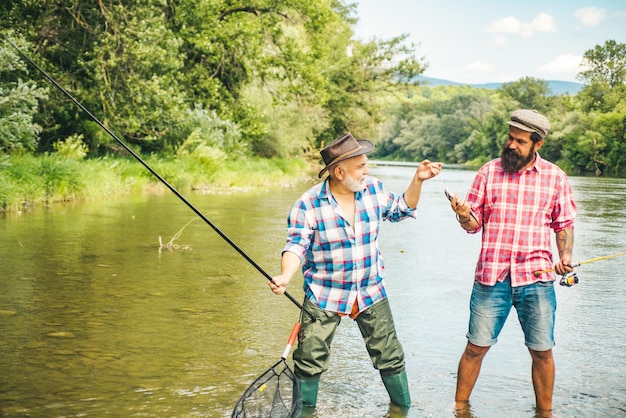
[455,342,490,409]
[529,348,554,414]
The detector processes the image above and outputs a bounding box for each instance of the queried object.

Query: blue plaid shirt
[282,176,416,315]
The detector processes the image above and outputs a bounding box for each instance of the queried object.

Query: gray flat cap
[507,109,550,139]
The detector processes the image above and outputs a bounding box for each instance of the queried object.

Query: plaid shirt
[283,176,416,315]
[466,153,576,286]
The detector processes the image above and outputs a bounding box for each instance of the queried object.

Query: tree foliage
[0,0,425,159]
[0,35,48,154]
[577,40,626,113]
[1,4,625,176]
[374,40,626,176]
[498,77,553,113]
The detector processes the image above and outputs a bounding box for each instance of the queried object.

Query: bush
[53,134,89,160]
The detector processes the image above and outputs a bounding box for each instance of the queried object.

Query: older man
[269,132,442,408]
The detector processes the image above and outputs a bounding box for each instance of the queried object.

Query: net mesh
[232,359,300,418]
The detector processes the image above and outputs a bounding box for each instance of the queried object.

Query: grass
[0,153,314,213]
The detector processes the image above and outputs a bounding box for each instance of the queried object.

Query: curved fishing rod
[5,37,314,321]
[534,251,626,276]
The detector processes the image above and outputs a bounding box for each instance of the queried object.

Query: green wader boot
[381,371,411,407]
[298,378,320,408]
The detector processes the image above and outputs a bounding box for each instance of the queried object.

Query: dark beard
[500,147,534,173]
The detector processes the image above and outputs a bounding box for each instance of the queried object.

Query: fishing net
[232,321,302,417]
[231,358,300,418]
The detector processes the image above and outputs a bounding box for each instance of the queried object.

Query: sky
[353,0,626,84]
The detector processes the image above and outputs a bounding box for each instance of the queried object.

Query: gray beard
[343,173,365,192]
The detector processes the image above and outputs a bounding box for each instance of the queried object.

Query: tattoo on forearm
[556,228,574,260]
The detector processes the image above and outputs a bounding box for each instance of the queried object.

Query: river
[0,165,625,417]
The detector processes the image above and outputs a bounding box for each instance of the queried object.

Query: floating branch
[158,218,197,252]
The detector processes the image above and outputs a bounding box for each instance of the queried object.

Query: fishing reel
[559,272,579,287]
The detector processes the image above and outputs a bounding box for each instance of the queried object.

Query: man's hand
[449,194,473,221]
[269,274,290,295]
[555,228,574,276]
[404,160,443,208]
[554,259,574,276]
[416,160,443,181]
[269,252,301,295]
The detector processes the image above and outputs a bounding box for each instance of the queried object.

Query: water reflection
[1,169,625,417]
[453,404,557,418]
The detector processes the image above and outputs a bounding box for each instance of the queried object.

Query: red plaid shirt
[465,153,576,286]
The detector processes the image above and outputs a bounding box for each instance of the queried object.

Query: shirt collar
[527,152,543,173]
[319,177,332,200]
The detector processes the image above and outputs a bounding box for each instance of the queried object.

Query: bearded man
[448,109,577,417]
[269,132,442,409]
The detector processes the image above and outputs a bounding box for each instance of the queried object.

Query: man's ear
[535,139,545,152]
[331,164,344,180]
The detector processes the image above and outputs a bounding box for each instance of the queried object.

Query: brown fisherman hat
[507,109,550,139]
[318,132,374,178]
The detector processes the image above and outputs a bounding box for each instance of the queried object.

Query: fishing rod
[5,37,314,321]
[533,251,626,276]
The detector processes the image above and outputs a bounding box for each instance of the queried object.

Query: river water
[0,166,625,417]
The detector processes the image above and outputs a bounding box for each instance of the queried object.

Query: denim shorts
[467,277,556,351]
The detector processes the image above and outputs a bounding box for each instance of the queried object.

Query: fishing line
[5,37,314,321]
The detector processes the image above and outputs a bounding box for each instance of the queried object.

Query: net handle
[281,322,301,359]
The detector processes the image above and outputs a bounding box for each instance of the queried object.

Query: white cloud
[466,60,494,73]
[525,13,557,36]
[485,16,522,34]
[538,53,583,76]
[485,13,557,38]
[574,7,606,27]
[488,36,508,46]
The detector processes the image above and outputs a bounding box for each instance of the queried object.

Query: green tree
[577,40,626,112]
[2,0,426,159]
[375,86,500,164]
[593,106,626,175]
[318,33,426,147]
[498,77,552,113]
[0,35,48,154]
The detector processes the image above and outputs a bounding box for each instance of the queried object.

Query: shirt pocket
[359,207,379,241]
[533,191,556,225]
[317,224,349,251]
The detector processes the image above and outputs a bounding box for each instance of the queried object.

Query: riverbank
[0,153,315,214]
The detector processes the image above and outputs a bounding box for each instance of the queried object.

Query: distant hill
[416,76,583,96]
